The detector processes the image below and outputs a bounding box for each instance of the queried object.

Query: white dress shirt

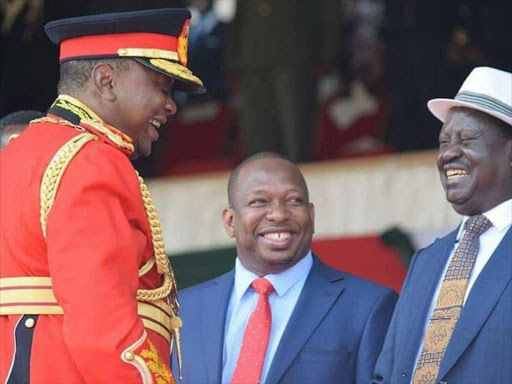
[222,252,313,384]
[411,199,512,378]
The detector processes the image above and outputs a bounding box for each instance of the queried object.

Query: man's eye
[249,199,266,206]
[154,81,170,96]
[287,197,304,205]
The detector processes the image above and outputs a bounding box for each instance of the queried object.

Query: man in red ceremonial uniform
[0,8,204,384]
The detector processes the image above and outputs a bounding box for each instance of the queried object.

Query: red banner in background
[312,235,407,293]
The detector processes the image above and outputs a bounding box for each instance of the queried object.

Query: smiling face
[437,107,512,215]
[223,157,315,276]
[110,61,177,158]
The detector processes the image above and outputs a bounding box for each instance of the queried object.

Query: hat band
[118,48,178,62]
[60,32,178,61]
[455,91,512,119]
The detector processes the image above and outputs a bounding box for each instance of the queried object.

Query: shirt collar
[457,199,512,239]
[233,251,313,301]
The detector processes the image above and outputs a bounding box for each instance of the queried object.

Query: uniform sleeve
[46,142,171,383]
[356,288,398,384]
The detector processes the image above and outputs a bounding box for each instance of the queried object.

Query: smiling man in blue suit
[172,152,397,384]
[373,67,512,384]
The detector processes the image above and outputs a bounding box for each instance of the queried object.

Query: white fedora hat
[428,66,512,127]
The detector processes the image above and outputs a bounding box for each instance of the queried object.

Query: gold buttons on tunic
[124,351,135,361]
[24,318,35,328]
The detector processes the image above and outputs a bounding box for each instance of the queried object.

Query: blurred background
[1,0,511,291]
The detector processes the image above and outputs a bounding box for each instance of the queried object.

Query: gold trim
[118,48,179,62]
[141,319,171,345]
[56,95,103,121]
[83,119,135,154]
[138,301,172,327]
[145,298,172,316]
[1,289,58,305]
[139,339,173,384]
[51,95,135,154]
[30,116,85,131]
[0,305,64,316]
[40,133,98,238]
[0,276,53,288]
[0,277,62,315]
[0,277,174,342]
[149,58,203,87]
[139,257,156,277]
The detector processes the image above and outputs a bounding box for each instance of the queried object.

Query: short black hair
[57,58,133,95]
[0,110,45,133]
[450,107,512,140]
[227,152,309,208]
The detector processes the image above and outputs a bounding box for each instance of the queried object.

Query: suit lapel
[400,230,458,369]
[201,270,234,383]
[265,258,345,384]
[438,227,512,379]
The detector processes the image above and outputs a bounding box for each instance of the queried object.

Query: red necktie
[231,278,274,384]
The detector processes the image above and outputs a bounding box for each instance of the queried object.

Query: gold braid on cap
[150,58,203,86]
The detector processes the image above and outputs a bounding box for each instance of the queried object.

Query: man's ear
[91,63,116,102]
[309,202,315,234]
[222,208,236,238]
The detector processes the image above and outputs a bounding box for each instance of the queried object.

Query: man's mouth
[259,230,295,249]
[262,232,292,241]
[149,119,162,129]
[445,169,469,180]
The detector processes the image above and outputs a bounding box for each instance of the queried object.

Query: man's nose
[165,95,177,116]
[438,141,463,164]
[266,201,290,222]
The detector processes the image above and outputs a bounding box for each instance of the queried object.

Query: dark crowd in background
[1,0,511,177]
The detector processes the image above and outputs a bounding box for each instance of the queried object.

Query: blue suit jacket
[172,256,397,384]
[374,227,512,384]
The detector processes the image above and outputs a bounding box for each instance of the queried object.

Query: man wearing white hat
[373,66,512,384]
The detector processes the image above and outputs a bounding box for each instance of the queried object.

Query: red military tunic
[0,96,177,383]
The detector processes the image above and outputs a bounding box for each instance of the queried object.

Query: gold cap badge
[177,19,190,67]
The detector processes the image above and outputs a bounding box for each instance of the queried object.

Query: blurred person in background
[173,152,397,384]
[180,0,226,104]
[0,8,205,384]
[314,0,394,160]
[374,67,512,384]
[0,109,43,150]
[225,1,343,162]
